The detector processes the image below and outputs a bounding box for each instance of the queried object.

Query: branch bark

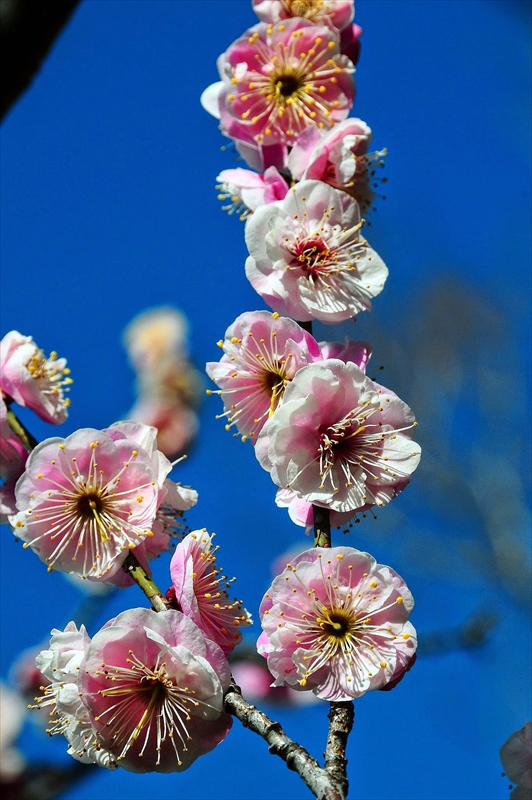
[325,702,355,799]
[224,683,348,800]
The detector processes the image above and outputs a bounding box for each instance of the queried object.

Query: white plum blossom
[245,180,388,323]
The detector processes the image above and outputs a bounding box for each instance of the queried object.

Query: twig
[313,504,332,548]
[121,551,170,611]
[224,683,347,800]
[6,406,39,450]
[324,702,355,799]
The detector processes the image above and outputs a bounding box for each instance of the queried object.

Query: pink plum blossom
[201,80,288,172]
[256,359,421,513]
[169,530,252,653]
[9,425,168,580]
[258,546,417,700]
[206,310,322,441]
[245,180,388,323]
[252,0,354,33]
[0,398,28,522]
[288,118,386,212]
[0,330,72,424]
[500,723,532,800]
[216,20,355,147]
[32,622,117,769]
[105,422,198,583]
[216,166,289,219]
[80,608,232,772]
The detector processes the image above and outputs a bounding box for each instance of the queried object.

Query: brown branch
[224,683,347,800]
[324,702,354,798]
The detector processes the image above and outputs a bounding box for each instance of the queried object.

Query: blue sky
[1,2,530,798]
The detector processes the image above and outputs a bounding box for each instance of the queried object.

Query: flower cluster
[32,611,233,773]
[29,530,251,772]
[202,0,420,710]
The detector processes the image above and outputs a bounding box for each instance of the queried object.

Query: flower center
[318,606,356,640]
[273,71,303,101]
[76,489,104,520]
[283,0,323,19]
[260,368,288,415]
[291,237,333,274]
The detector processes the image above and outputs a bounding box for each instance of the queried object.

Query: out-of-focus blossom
[500,723,532,800]
[0,683,26,780]
[206,310,322,441]
[258,546,417,700]
[256,359,420,513]
[245,180,388,323]
[127,398,199,462]
[0,398,27,522]
[0,330,72,424]
[123,307,203,460]
[230,649,319,706]
[288,118,386,212]
[252,0,354,33]
[80,608,232,772]
[214,20,355,148]
[9,425,168,581]
[169,530,252,653]
[216,166,289,219]
[123,307,189,373]
[32,622,117,769]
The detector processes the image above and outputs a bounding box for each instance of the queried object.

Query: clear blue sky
[1,2,530,799]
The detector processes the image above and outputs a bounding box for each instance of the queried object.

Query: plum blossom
[258,546,417,700]
[0,398,28,522]
[215,20,355,147]
[201,80,288,173]
[123,308,202,459]
[32,622,117,769]
[169,530,252,653]
[256,359,421,513]
[216,166,289,219]
[80,608,232,772]
[252,0,354,33]
[500,723,532,800]
[9,425,169,580]
[288,118,386,212]
[206,310,322,441]
[245,180,388,323]
[0,683,27,780]
[0,330,72,424]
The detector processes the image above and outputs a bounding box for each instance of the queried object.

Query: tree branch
[324,701,354,799]
[121,551,170,612]
[224,683,347,800]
